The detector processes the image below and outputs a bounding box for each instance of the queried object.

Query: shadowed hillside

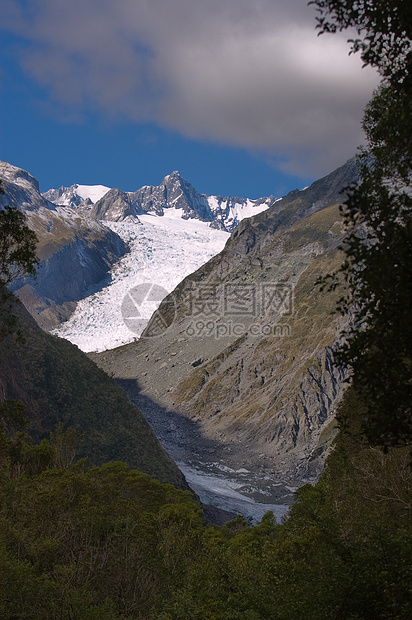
[0,292,186,489]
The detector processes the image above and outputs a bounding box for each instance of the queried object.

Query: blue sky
[0,0,379,199]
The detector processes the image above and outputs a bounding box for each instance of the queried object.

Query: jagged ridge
[43,170,276,232]
[91,159,358,483]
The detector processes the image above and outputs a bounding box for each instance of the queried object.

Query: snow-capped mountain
[0,161,128,329]
[3,160,276,337]
[46,172,277,350]
[43,171,276,232]
[208,194,278,230]
[90,158,359,519]
[43,183,110,208]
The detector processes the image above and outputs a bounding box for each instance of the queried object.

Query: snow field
[52,213,230,352]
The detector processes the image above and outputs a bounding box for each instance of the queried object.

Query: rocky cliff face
[0,162,128,330]
[90,188,138,221]
[129,171,214,220]
[91,159,358,484]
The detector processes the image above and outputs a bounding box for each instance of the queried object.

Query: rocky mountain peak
[162,170,181,183]
[43,171,275,231]
[0,161,40,193]
[0,160,54,212]
[90,188,139,222]
[42,183,111,208]
[43,184,84,207]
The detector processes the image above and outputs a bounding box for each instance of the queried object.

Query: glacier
[52,212,230,352]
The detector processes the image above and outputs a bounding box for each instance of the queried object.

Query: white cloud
[1,0,379,177]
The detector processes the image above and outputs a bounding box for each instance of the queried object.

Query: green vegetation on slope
[1,389,411,619]
[312,0,412,447]
[0,294,186,489]
[0,419,202,619]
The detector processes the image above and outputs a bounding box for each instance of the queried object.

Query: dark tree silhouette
[312,1,412,445]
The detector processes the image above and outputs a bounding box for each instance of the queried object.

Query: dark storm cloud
[1,0,379,176]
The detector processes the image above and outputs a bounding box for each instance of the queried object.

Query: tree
[311,1,412,446]
[0,180,39,338]
[0,180,39,287]
[310,0,412,84]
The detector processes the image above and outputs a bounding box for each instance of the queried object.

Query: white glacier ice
[75,184,111,203]
[52,212,230,352]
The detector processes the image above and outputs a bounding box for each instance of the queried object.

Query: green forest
[1,1,412,618]
[1,389,412,619]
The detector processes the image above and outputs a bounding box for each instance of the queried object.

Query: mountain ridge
[43,170,276,232]
[0,161,129,330]
[2,156,359,518]
[90,158,358,509]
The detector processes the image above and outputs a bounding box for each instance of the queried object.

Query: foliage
[0,180,39,340]
[310,0,412,84]
[335,141,412,445]
[312,1,412,446]
[0,181,39,287]
[0,416,203,619]
[0,294,186,488]
[1,401,411,618]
